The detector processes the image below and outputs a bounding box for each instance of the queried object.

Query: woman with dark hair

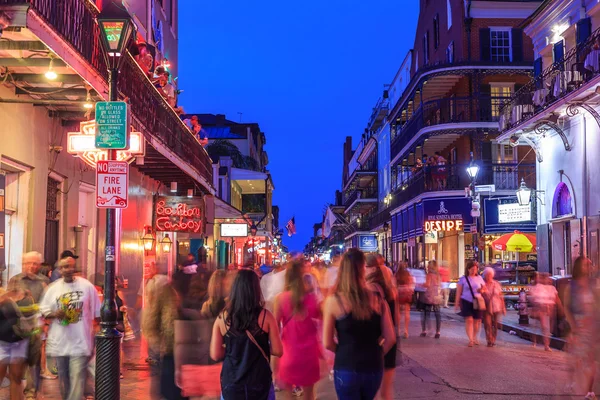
[323,249,396,400]
[564,256,597,399]
[454,260,485,347]
[210,269,283,400]
[366,254,398,400]
[201,270,227,318]
[274,260,321,400]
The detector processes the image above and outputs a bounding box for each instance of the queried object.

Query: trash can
[549,275,571,338]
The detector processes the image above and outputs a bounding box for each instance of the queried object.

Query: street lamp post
[466,153,480,263]
[95,2,134,398]
[383,222,390,264]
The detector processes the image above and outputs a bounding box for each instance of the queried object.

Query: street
[1,311,583,400]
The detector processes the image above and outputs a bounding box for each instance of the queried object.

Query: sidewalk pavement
[440,307,567,350]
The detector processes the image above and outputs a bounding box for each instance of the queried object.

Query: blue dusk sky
[178,1,419,251]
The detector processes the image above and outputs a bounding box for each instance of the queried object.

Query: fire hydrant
[518,288,529,325]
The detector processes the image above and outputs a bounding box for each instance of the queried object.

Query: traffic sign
[96,160,129,209]
[95,101,129,149]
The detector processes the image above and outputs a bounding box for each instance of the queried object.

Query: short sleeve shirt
[458,275,485,302]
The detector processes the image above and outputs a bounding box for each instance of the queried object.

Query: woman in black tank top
[210,269,283,400]
[323,249,396,400]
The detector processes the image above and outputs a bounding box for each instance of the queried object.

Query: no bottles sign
[96,160,129,209]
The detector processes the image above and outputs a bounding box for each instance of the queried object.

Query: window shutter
[480,28,491,61]
[576,17,592,45]
[511,28,524,62]
[480,83,492,121]
[553,40,564,64]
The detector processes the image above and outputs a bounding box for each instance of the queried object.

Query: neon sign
[67,120,144,168]
[154,196,204,234]
[424,220,463,233]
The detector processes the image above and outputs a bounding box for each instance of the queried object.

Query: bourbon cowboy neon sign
[154,196,204,234]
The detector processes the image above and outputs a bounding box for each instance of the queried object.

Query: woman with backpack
[274,259,321,400]
[210,269,283,400]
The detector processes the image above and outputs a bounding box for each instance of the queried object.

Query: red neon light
[155,198,204,233]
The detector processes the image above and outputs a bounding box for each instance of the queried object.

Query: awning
[214,196,247,221]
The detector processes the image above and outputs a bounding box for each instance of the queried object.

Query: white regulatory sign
[96,160,129,209]
[498,203,531,223]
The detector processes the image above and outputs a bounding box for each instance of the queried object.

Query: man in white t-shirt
[40,257,100,400]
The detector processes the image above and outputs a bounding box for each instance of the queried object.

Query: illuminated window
[491,84,513,118]
[490,28,512,62]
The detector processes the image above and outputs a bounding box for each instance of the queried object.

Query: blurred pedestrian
[455,261,485,347]
[274,260,321,400]
[439,263,450,308]
[530,272,560,351]
[210,269,283,399]
[564,256,597,399]
[40,257,100,400]
[322,255,341,298]
[260,264,286,313]
[0,287,29,400]
[322,249,396,400]
[366,255,398,400]
[420,260,442,339]
[143,282,183,399]
[482,267,505,347]
[200,270,227,319]
[395,263,414,339]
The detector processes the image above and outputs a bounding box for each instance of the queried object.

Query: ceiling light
[187,189,193,198]
[83,90,93,109]
[170,181,177,193]
[45,58,57,80]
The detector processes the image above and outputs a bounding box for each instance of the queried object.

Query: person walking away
[9,251,49,400]
[563,257,597,399]
[137,262,168,367]
[420,261,442,339]
[530,272,560,351]
[172,254,198,299]
[200,270,227,319]
[260,263,286,313]
[395,264,414,338]
[366,255,398,400]
[454,261,485,347]
[322,255,341,298]
[210,269,282,399]
[322,249,396,400]
[39,257,100,400]
[482,267,506,347]
[439,264,451,308]
[274,260,321,400]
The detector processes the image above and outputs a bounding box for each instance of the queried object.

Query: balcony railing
[1,0,213,183]
[389,163,535,210]
[391,96,508,158]
[500,26,600,132]
[343,188,378,208]
[367,96,389,131]
[346,219,371,235]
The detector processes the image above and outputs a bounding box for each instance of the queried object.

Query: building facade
[497,0,600,275]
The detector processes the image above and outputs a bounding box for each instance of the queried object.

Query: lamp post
[95,2,134,398]
[466,153,480,262]
[383,222,390,264]
[250,223,258,265]
[516,179,532,206]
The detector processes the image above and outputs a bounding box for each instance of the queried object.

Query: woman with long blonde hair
[201,270,227,318]
[274,260,321,400]
[323,249,396,400]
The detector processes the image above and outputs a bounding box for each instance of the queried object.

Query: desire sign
[425,220,463,233]
[96,160,129,209]
[154,196,204,234]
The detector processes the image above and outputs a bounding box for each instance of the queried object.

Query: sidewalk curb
[439,308,567,351]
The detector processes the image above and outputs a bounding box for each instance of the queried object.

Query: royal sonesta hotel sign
[154,196,205,234]
[423,198,472,233]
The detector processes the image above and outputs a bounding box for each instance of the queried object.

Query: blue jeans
[55,356,89,400]
[334,370,383,400]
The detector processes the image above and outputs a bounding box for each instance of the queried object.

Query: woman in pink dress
[274,259,322,400]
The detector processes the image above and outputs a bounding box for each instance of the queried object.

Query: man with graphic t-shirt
[40,257,100,400]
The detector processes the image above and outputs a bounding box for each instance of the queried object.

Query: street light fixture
[516,179,532,206]
[95,2,134,397]
[160,233,173,253]
[141,226,155,251]
[466,160,480,181]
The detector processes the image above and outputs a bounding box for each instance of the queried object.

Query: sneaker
[434,333,440,339]
[292,386,303,397]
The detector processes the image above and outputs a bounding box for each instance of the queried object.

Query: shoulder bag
[465,277,486,311]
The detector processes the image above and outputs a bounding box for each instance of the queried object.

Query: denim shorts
[0,339,28,364]
[334,370,383,400]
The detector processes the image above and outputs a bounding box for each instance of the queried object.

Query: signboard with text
[154,196,205,234]
[96,160,129,209]
[498,203,532,223]
[358,235,378,252]
[95,101,128,149]
[483,197,536,234]
[422,197,473,232]
[221,223,248,237]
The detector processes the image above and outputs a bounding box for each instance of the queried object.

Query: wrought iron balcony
[0,0,213,185]
[500,26,600,133]
[391,95,508,159]
[388,163,535,211]
[367,96,389,132]
[343,187,378,208]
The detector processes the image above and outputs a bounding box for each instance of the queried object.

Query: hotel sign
[154,196,205,234]
[358,235,378,252]
[425,220,463,233]
[422,198,472,232]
